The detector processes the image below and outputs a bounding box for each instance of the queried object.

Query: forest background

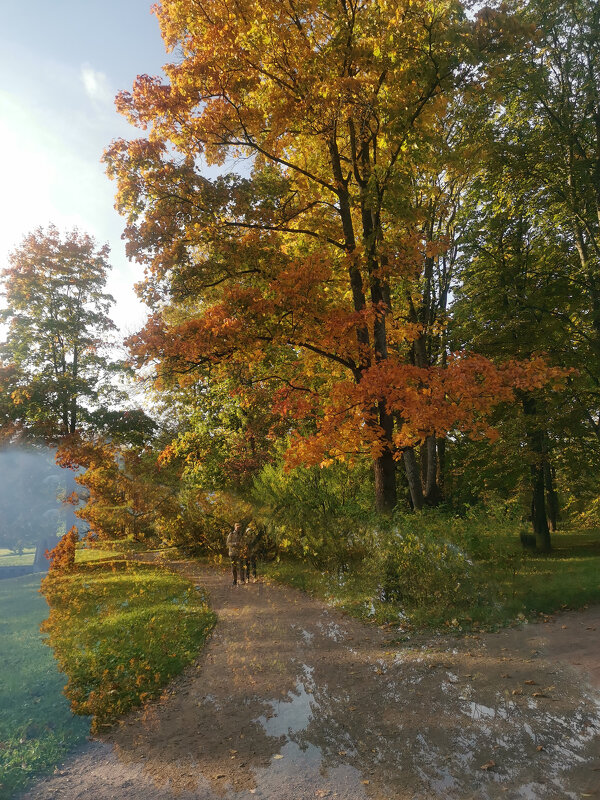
[1,0,600,620]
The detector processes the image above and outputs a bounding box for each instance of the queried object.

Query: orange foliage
[44,526,79,575]
[103,0,561,498]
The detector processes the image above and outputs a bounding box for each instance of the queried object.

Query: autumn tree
[105,0,561,513]
[1,225,118,440]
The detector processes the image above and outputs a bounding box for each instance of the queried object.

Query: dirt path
[19,558,600,800]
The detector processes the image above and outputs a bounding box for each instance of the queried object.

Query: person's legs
[231,558,238,585]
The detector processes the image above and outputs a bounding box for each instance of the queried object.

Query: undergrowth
[263,512,600,634]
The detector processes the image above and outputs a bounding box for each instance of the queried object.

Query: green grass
[0,548,35,566]
[41,556,216,732]
[0,575,90,800]
[264,529,600,633]
[496,531,600,618]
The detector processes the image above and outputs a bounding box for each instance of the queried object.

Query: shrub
[369,503,522,611]
[45,526,79,574]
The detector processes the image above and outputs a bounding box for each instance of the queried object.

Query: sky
[0,1,168,337]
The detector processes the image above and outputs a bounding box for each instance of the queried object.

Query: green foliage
[1,225,120,440]
[251,457,373,566]
[40,557,216,732]
[0,575,89,799]
[265,523,600,630]
[370,504,521,612]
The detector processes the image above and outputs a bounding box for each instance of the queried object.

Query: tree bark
[424,435,442,505]
[437,437,446,496]
[522,395,551,552]
[374,451,397,513]
[544,460,559,533]
[374,401,397,512]
[402,447,424,510]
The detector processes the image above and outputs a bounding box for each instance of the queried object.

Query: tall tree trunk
[544,460,559,533]
[374,401,397,512]
[424,435,442,505]
[437,437,446,497]
[522,395,551,552]
[531,453,550,552]
[402,447,424,510]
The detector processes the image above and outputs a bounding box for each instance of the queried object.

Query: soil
[18,556,600,800]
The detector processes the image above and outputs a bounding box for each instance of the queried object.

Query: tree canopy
[0,226,118,441]
[104,0,563,517]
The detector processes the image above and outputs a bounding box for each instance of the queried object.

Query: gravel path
[19,558,600,799]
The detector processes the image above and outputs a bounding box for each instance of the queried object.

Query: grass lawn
[0,574,89,800]
[1,543,215,798]
[0,548,35,567]
[263,529,600,632]
[41,554,216,733]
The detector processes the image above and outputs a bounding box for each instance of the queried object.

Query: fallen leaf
[273,754,284,759]
[532,692,550,698]
[501,673,511,679]
[512,688,523,696]
[524,680,537,685]
[536,745,544,751]
[338,751,347,756]
[362,780,370,785]
[481,760,496,771]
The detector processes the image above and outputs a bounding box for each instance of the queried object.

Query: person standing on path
[226,522,244,585]
[243,521,262,582]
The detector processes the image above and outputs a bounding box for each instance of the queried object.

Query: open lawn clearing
[0,574,89,800]
[0,550,35,567]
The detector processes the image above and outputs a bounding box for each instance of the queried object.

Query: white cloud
[80,64,113,107]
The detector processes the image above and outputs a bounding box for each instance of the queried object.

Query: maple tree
[56,435,168,543]
[103,0,566,517]
[1,225,118,441]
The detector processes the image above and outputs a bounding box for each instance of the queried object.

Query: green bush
[251,458,373,566]
[377,529,475,606]
[368,503,522,611]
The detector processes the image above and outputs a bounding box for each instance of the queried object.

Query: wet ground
[18,558,600,799]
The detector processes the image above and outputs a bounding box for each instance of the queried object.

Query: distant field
[0,548,35,566]
[0,575,89,799]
